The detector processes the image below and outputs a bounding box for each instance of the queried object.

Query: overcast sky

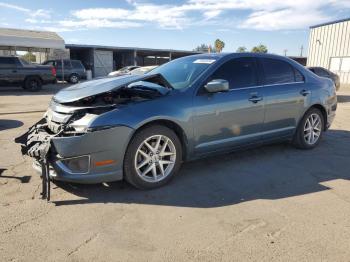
[0,0,349,56]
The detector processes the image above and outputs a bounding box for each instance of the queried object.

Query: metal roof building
[0,28,65,51]
[307,18,350,88]
[0,27,199,77]
[67,44,199,77]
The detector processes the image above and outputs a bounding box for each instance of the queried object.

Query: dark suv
[43,59,86,84]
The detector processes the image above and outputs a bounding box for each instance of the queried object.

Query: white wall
[307,20,350,87]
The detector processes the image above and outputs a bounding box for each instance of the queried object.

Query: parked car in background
[18,53,337,189]
[308,66,340,91]
[43,59,86,84]
[130,65,158,75]
[108,66,140,76]
[0,56,56,91]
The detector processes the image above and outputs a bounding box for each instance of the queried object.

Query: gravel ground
[1,85,350,262]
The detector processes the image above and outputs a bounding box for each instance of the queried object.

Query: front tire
[124,125,182,189]
[293,108,324,149]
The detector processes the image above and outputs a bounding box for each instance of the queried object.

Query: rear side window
[294,69,305,82]
[55,60,71,69]
[71,60,84,69]
[64,60,72,69]
[0,57,16,68]
[261,58,295,85]
[211,57,258,89]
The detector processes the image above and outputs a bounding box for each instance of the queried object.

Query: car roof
[47,59,80,62]
[188,52,299,61]
[0,56,18,58]
[308,66,326,69]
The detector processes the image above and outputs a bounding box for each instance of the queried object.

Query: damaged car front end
[15,73,173,199]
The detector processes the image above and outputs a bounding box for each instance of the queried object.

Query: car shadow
[0,119,23,131]
[52,129,350,207]
[337,95,350,103]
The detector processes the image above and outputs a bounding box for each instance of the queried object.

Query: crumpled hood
[53,74,145,103]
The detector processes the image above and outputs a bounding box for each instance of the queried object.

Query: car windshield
[148,56,217,89]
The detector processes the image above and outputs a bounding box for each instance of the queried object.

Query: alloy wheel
[30,80,38,89]
[71,75,78,83]
[134,135,176,183]
[304,113,322,145]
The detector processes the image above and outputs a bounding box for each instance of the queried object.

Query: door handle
[300,89,311,96]
[248,96,263,103]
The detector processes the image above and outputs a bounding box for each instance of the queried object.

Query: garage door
[93,50,113,77]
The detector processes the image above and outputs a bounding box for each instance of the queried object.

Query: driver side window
[211,57,258,89]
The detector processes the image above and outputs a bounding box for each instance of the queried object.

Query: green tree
[236,46,247,52]
[251,44,268,53]
[214,39,225,53]
[21,52,36,63]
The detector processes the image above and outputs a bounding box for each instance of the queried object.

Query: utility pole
[283,49,288,56]
[300,45,304,57]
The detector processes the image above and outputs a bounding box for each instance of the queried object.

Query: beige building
[307,18,350,88]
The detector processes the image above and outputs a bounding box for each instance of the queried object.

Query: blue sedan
[18,53,337,189]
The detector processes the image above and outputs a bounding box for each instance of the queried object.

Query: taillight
[51,66,56,76]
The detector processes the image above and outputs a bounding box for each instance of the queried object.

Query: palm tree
[214,39,225,53]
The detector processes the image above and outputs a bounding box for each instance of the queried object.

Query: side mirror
[204,79,229,93]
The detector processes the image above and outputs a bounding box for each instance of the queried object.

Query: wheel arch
[132,119,189,161]
[303,104,328,131]
[69,72,79,77]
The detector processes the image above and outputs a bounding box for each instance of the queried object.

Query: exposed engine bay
[63,74,171,108]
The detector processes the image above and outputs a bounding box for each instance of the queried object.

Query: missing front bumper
[15,118,53,159]
[16,119,134,186]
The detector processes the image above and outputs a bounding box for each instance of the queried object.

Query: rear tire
[292,108,324,149]
[124,125,182,189]
[69,74,80,84]
[24,77,42,92]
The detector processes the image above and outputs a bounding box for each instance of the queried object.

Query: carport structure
[67,44,200,77]
[0,28,66,62]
